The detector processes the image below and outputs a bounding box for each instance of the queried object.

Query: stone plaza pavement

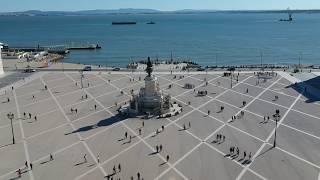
[0,71,319,180]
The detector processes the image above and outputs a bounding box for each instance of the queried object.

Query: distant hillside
[0,9,161,16]
[1,9,320,16]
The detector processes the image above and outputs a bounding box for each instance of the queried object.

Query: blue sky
[0,0,319,12]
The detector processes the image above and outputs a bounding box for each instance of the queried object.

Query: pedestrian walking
[137,172,141,179]
[30,163,33,170]
[23,112,26,118]
[17,168,21,178]
[113,165,116,174]
[75,109,78,114]
[85,94,88,99]
[84,154,87,163]
[142,121,144,127]
[208,110,210,115]
[156,145,159,153]
[29,113,32,119]
[162,125,164,131]
[166,155,170,162]
[45,85,47,90]
[94,104,97,110]
[139,128,142,135]
[25,161,28,168]
[50,154,53,161]
[97,154,100,163]
[125,132,128,139]
[159,144,162,152]
[188,121,191,128]
[34,116,37,121]
[118,163,121,172]
[243,151,247,159]
[32,95,35,99]
[183,124,186,130]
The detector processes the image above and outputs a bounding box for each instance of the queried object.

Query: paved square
[0,71,319,180]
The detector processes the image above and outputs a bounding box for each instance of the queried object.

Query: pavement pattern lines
[0,71,319,180]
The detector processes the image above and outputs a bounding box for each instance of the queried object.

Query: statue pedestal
[144,76,159,96]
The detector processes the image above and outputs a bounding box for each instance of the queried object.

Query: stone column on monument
[0,45,4,75]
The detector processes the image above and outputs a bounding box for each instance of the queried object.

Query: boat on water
[280,8,293,22]
[66,43,101,50]
[146,21,156,24]
[112,22,136,25]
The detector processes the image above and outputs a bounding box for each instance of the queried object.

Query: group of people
[213,133,226,144]
[23,112,37,121]
[105,163,123,180]
[229,146,252,163]
[182,122,191,130]
[81,94,88,100]
[16,161,33,178]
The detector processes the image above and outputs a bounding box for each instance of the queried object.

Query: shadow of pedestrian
[122,140,131,145]
[242,159,251,165]
[40,160,51,165]
[211,140,217,144]
[159,161,167,166]
[148,151,158,156]
[87,163,95,167]
[74,161,86,166]
[224,154,231,158]
[118,137,125,142]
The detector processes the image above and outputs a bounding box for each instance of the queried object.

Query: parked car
[83,66,92,71]
[24,69,36,73]
[112,67,121,71]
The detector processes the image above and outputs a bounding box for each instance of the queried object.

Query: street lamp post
[273,109,280,148]
[80,71,84,89]
[7,112,15,144]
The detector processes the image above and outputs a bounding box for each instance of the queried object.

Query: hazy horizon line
[1,8,320,13]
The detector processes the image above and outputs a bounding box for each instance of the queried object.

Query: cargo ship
[112,22,136,25]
